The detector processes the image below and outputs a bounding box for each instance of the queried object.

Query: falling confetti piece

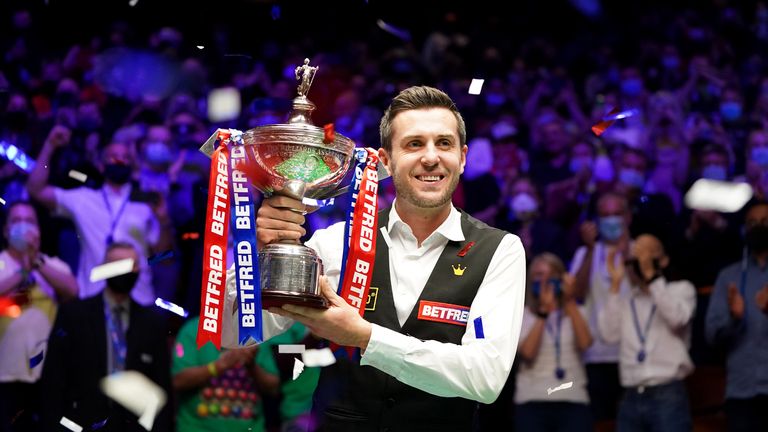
[100,371,166,431]
[60,416,83,432]
[602,108,639,122]
[302,348,336,367]
[29,350,44,368]
[279,344,306,354]
[293,358,305,380]
[591,107,621,136]
[323,123,335,144]
[128,0,139,6]
[90,418,108,430]
[196,45,204,50]
[148,250,174,265]
[468,79,485,95]
[271,4,281,20]
[474,317,485,339]
[547,381,573,395]
[155,298,189,317]
[0,197,6,205]
[68,170,88,183]
[89,258,134,283]
[375,19,412,41]
[207,87,241,123]
[684,179,753,213]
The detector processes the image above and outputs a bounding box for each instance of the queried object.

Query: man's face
[379,108,466,211]
[4,204,39,246]
[102,143,132,166]
[746,205,768,230]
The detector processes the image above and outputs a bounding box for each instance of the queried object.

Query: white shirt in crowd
[224,203,527,404]
[54,184,160,305]
[597,277,696,387]
[515,307,590,404]
[569,242,631,363]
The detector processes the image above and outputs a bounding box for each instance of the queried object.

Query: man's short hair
[379,86,466,153]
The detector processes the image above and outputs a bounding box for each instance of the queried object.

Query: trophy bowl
[241,123,355,309]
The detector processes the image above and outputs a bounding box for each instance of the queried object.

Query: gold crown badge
[452,264,466,276]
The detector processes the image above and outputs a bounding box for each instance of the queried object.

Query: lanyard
[101,188,130,245]
[545,310,565,379]
[630,297,656,363]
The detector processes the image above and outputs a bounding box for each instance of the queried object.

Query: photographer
[515,253,593,432]
[601,234,696,432]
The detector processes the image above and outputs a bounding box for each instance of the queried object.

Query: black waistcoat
[312,208,507,432]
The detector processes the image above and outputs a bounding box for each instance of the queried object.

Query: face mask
[719,102,742,121]
[569,156,593,174]
[8,221,38,251]
[746,225,768,253]
[701,164,727,181]
[751,147,768,168]
[598,216,624,242]
[144,142,173,165]
[531,278,562,297]
[104,163,133,185]
[107,271,139,294]
[77,117,101,133]
[618,168,645,189]
[594,154,615,181]
[510,193,538,221]
[620,78,643,97]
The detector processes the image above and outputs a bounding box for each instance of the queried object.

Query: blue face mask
[751,147,768,168]
[144,142,173,165]
[569,156,593,174]
[8,221,38,251]
[701,164,727,181]
[598,216,624,242]
[661,56,679,70]
[531,278,562,297]
[720,101,742,121]
[620,78,643,97]
[618,168,645,189]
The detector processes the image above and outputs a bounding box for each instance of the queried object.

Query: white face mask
[510,193,538,221]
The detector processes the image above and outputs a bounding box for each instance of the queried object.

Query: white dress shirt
[54,184,160,305]
[597,277,696,387]
[569,243,631,363]
[224,204,526,404]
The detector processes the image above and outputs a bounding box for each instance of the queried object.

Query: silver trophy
[202,58,355,309]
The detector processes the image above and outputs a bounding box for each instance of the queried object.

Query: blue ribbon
[229,137,262,345]
[337,149,369,295]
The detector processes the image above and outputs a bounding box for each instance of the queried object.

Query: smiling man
[248,86,526,431]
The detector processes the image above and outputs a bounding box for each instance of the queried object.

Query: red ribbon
[196,130,232,350]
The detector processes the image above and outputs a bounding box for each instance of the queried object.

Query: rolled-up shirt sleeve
[360,234,526,404]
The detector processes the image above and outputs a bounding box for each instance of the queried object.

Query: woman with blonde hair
[515,252,594,432]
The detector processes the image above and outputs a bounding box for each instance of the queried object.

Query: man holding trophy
[202,61,526,431]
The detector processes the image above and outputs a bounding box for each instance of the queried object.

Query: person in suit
[39,242,172,431]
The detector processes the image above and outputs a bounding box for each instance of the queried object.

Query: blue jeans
[617,380,691,432]
[515,401,592,432]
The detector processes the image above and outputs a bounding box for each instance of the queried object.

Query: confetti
[301,348,336,367]
[292,358,304,380]
[684,179,753,213]
[375,19,412,41]
[148,250,174,265]
[154,298,189,318]
[468,79,485,95]
[474,317,485,339]
[181,232,200,241]
[591,107,621,136]
[100,371,167,431]
[196,45,204,50]
[29,350,44,368]
[0,197,6,206]
[91,418,109,429]
[271,4,281,20]
[547,381,573,395]
[59,416,83,432]
[602,108,639,122]
[207,87,241,123]
[89,258,134,283]
[279,344,306,354]
[128,0,139,6]
[68,170,88,183]
[323,123,335,144]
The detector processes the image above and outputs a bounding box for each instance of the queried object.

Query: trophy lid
[286,58,318,125]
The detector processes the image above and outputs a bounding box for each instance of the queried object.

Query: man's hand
[606,247,625,293]
[256,196,307,249]
[45,125,71,149]
[269,276,372,350]
[580,221,598,249]
[727,283,745,320]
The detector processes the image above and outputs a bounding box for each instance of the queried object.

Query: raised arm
[27,125,70,211]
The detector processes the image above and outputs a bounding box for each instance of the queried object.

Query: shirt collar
[386,200,465,243]
[102,183,132,199]
[103,289,131,312]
